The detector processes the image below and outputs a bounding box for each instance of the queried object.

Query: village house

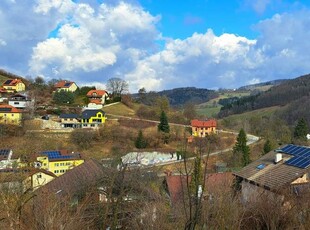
[86,89,109,109]
[0,104,22,125]
[0,88,9,102]
[59,113,81,128]
[35,150,84,176]
[0,149,13,169]
[234,144,310,203]
[1,79,26,93]
[191,119,217,137]
[0,168,56,192]
[54,80,78,92]
[164,172,233,208]
[81,109,106,128]
[8,93,33,109]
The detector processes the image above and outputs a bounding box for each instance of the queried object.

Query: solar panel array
[64,82,71,87]
[280,144,310,169]
[0,107,12,112]
[4,80,12,85]
[0,149,10,156]
[41,151,74,160]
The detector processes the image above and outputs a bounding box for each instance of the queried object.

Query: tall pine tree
[158,111,170,133]
[233,128,250,166]
[294,118,309,140]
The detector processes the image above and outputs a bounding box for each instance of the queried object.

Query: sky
[1,0,310,92]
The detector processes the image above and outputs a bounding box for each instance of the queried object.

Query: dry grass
[104,102,136,117]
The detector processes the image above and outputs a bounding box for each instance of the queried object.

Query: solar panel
[4,80,12,85]
[281,145,310,169]
[64,82,71,86]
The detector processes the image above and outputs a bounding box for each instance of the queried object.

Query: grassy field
[196,91,251,117]
[103,102,136,117]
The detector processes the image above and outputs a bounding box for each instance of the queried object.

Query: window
[12,114,14,116]
[91,124,95,127]
[60,163,65,166]
[54,170,59,173]
[60,169,65,173]
[98,114,102,117]
[14,102,19,105]
[55,163,59,167]
[37,174,42,179]
[66,162,71,166]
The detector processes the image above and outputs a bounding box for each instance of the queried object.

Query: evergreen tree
[53,90,75,104]
[233,128,250,166]
[294,118,309,140]
[158,111,170,133]
[263,139,272,155]
[135,130,147,149]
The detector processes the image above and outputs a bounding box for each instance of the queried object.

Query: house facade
[86,89,109,109]
[8,93,33,109]
[0,104,22,125]
[54,80,78,92]
[2,79,26,92]
[59,114,81,128]
[191,119,217,137]
[81,109,106,128]
[234,144,310,203]
[36,150,84,176]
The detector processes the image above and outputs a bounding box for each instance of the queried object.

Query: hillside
[218,73,310,127]
[135,87,219,107]
[238,79,288,91]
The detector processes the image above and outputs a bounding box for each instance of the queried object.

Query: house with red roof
[2,78,25,92]
[0,104,22,125]
[191,119,217,137]
[86,89,109,108]
[54,80,78,92]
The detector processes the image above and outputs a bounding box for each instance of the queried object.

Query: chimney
[275,153,282,163]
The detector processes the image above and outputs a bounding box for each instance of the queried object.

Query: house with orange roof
[54,80,78,92]
[191,119,217,137]
[2,79,26,92]
[0,104,22,125]
[86,89,109,108]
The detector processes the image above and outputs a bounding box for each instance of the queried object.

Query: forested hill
[158,87,219,106]
[0,69,27,84]
[238,79,288,91]
[218,73,310,120]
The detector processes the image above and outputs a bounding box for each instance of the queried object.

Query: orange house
[191,119,217,137]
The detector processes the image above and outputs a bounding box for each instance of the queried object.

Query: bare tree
[106,78,129,98]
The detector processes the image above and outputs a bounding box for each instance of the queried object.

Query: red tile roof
[2,79,24,86]
[87,90,107,97]
[191,119,217,128]
[54,80,75,88]
[0,104,21,113]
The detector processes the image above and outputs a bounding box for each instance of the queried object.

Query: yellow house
[54,80,78,92]
[36,150,84,176]
[2,79,26,92]
[0,104,22,125]
[81,109,106,128]
[191,119,217,137]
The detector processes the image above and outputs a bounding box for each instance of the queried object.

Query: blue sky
[1,0,310,92]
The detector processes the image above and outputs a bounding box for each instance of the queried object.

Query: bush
[70,129,97,149]
[53,90,75,104]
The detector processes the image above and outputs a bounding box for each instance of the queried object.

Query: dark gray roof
[81,109,105,119]
[233,150,307,191]
[59,113,79,119]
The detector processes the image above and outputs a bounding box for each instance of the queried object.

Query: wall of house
[241,181,283,204]
[48,159,84,176]
[69,83,78,92]
[87,103,103,109]
[31,172,55,190]
[0,112,22,125]
[82,112,106,124]
[9,100,31,109]
[16,83,25,92]
[192,126,216,137]
[291,173,309,184]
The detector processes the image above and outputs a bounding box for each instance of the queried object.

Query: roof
[165,172,233,206]
[39,150,83,161]
[2,79,24,86]
[233,147,308,191]
[59,113,79,119]
[86,90,107,97]
[0,168,56,183]
[0,104,22,113]
[191,119,217,128]
[36,159,108,196]
[81,109,105,119]
[54,80,75,88]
